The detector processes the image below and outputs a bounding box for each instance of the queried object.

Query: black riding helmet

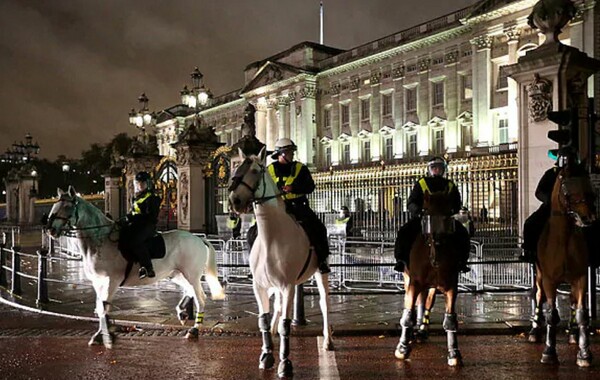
[134,171,153,190]
[427,156,447,177]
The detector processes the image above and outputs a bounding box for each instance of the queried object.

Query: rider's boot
[318,260,331,274]
[138,252,156,279]
[458,261,470,273]
[394,261,405,272]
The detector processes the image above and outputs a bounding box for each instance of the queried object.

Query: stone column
[470,35,494,146]
[173,125,223,232]
[17,174,36,225]
[277,95,290,139]
[506,27,522,142]
[350,78,360,163]
[103,174,121,219]
[4,172,19,223]
[299,83,317,166]
[331,98,340,165]
[445,50,460,153]
[256,102,267,145]
[266,98,277,151]
[504,43,600,229]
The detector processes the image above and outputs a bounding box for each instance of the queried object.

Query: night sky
[0,0,479,160]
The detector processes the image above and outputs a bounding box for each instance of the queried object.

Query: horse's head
[554,162,597,227]
[228,147,269,213]
[47,186,79,238]
[421,191,455,236]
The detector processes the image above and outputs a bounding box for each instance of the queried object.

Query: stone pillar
[445,50,460,153]
[506,27,522,142]
[4,173,19,223]
[103,174,121,219]
[299,83,317,166]
[350,79,360,163]
[173,124,223,232]
[277,96,290,139]
[18,175,36,225]
[256,102,267,145]
[266,98,277,151]
[470,35,494,146]
[504,43,600,230]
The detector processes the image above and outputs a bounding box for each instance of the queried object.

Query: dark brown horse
[529,161,596,367]
[395,191,463,366]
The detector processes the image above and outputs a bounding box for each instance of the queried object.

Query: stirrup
[139,267,156,279]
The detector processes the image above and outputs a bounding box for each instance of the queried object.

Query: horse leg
[416,288,435,342]
[572,277,592,367]
[443,287,462,367]
[314,271,334,351]
[89,279,118,349]
[277,285,295,379]
[395,282,419,360]
[271,291,281,335]
[254,284,274,370]
[185,277,208,340]
[540,283,560,365]
[566,304,577,345]
[528,267,545,343]
[171,273,194,323]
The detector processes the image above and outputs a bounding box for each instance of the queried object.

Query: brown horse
[395,191,463,366]
[529,161,596,367]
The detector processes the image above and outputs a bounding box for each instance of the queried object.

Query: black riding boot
[137,249,155,279]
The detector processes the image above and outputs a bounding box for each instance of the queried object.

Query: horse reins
[230,158,282,205]
[49,197,115,239]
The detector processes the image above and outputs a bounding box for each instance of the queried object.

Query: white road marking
[317,336,340,380]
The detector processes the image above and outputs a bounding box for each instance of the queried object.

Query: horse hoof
[259,352,275,370]
[576,351,592,368]
[527,328,543,343]
[568,334,577,345]
[394,346,411,360]
[448,351,463,367]
[185,327,199,340]
[541,348,558,365]
[277,358,293,378]
[88,331,102,346]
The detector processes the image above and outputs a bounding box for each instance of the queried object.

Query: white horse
[228,148,334,379]
[47,186,225,349]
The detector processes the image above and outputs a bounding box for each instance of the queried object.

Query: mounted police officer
[521,151,599,266]
[394,157,471,272]
[266,138,331,273]
[120,171,161,279]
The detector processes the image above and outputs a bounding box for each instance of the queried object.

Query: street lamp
[128,92,157,133]
[181,67,212,114]
[62,162,70,185]
[1,133,40,164]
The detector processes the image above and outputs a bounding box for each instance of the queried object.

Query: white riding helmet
[427,156,447,177]
[272,138,297,159]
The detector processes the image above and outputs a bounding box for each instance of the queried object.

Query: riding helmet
[271,138,297,159]
[427,156,447,177]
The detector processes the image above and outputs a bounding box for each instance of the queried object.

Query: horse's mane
[64,195,113,245]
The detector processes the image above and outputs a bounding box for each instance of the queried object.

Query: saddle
[118,234,166,286]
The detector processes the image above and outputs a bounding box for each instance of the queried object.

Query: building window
[362,140,371,162]
[433,129,445,154]
[462,75,473,100]
[407,133,418,157]
[406,87,417,112]
[324,146,331,167]
[382,93,392,116]
[384,136,393,160]
[432,81,444,106]
[496,64,508,91]
[324,108,331,129]
[342,143,351,165]
[341,104,350,127]
[361,98,370,121]
[498,118,509,144]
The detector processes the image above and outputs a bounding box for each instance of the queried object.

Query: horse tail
[202,237,225,300]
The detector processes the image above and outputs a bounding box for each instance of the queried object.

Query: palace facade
[152,0,599,237]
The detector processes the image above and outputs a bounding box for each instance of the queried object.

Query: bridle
[229,158,281,205]
[421,192,455,268]
[48,196,114,238]
[553,168,595,225]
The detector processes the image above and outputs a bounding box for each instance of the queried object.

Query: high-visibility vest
[131,192,152,215]
[418,178,454,194]
[268,162,304,200]
[336,217,350,225]
[227,217,240,229]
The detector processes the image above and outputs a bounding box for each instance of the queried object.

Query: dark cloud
[0,0,479,159]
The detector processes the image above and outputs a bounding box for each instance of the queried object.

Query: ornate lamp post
[1,133,40,164]
[128,93,157,148]
[181,67,212,113]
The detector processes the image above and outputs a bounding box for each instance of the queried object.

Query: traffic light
[547,107,578,159]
